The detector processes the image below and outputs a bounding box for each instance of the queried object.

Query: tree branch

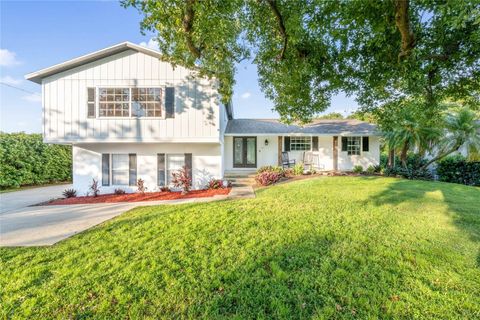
[265,0,288,60]
[394,0,416,60]
[182,0,202,59]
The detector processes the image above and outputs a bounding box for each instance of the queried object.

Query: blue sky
[0,0,359,133]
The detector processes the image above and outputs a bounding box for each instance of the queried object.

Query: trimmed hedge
[436,155,480,186]
[0,132,72,189]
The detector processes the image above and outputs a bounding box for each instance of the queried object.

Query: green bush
[292,163,304,176]
[436,155,480,186]
[366,165,376,174]
[352,165,364,173]
[0,132,72,189]
[380,153,432,180]
[256,165,285,176]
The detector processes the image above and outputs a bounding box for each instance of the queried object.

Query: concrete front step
[224,171,256,177]
[227,177,255,187]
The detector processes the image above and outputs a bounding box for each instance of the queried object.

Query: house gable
[30,44,222,143]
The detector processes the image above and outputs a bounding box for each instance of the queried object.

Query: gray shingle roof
[225,119,379,136]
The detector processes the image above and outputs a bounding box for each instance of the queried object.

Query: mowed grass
[1,177,479,319]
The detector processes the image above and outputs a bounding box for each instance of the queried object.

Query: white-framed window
[111,154,129,185]
[96,87,164,118]
[347,137,361,155]
[290,136,311,151]
[99,88,130,117]
[132,88,163,117]
[166,154,185,186]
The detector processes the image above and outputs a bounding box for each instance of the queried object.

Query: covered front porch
[223,118,380,174]
[223,135,337,172]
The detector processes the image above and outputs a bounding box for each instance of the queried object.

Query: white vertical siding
[43,50,220,143]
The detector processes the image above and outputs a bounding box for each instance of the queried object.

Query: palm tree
[385,116,441,168]
[420,108,480,169]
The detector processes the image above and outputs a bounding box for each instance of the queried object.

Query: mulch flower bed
[46,188,231,205]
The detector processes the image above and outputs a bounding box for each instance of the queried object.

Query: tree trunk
[394,0,415,60]
[420,146,459,170]
[388,148,395,168]
[400,141,409,168]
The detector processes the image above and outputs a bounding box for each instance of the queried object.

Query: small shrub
[89,179,100,197]
[160,186,170,192]
[207,179,224,189]
[366,165,376,174]
[257,166,285,176]
[62,188,77,198]
[137,178,147,194]
[352,165,363,174]
[255,171,282,186]
[292,163,304,176]
[114,188,126,195]
[171,166,192,194]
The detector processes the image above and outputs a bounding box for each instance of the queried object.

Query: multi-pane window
[99,88,130,117]
[347,137,361,155]
[290,137,311,151]
[93,87,166,118]
[132,88,162,117]
[112,154,129,185]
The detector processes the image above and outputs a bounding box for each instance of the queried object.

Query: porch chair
[281,152,296,169]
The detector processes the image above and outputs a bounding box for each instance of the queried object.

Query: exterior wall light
[265,139,269,146]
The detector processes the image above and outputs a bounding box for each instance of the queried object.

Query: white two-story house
[26,42,380,194]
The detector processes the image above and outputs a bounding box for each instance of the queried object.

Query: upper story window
[132,88,162,117]
[290,137,311,151]
[92,87,169,118]
[99,88,130,117]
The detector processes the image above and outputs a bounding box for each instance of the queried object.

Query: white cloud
[139,38,159,51]
[0,75,22,85]
[0,49,21,67]
[22,93,42,103]
[241,92,251,99]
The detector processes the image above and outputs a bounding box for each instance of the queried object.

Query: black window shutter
[87,88,95,118]
[362,137,369,152]
[341,137,348,152]
[157,154,165,186]
[102,154,110,186]
[165,87,175,118]
[284,136,290,151]
[185,153,193,178]
[128,154,137,186]
[312,136,319,151]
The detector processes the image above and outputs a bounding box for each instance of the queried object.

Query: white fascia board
[45,137,221,144]
[25,42,164,84]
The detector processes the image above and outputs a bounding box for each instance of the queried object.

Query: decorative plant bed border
[44,188,231,205]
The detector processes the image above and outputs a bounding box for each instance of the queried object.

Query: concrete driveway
[0,184,72,214]
[0,203,135,246]
[0,185,232,247]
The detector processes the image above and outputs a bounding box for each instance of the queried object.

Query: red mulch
[47,188,231,205]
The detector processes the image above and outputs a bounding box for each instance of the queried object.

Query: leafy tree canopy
[123,0,480,122]
[315,112,345,120]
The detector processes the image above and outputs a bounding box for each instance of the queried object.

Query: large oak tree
[123,0,480,122]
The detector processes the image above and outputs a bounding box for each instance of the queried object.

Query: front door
[233,137,256,168]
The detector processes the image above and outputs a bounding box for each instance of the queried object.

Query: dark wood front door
[233,137,257,168]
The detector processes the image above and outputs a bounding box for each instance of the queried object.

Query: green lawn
[1,177,479,319]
